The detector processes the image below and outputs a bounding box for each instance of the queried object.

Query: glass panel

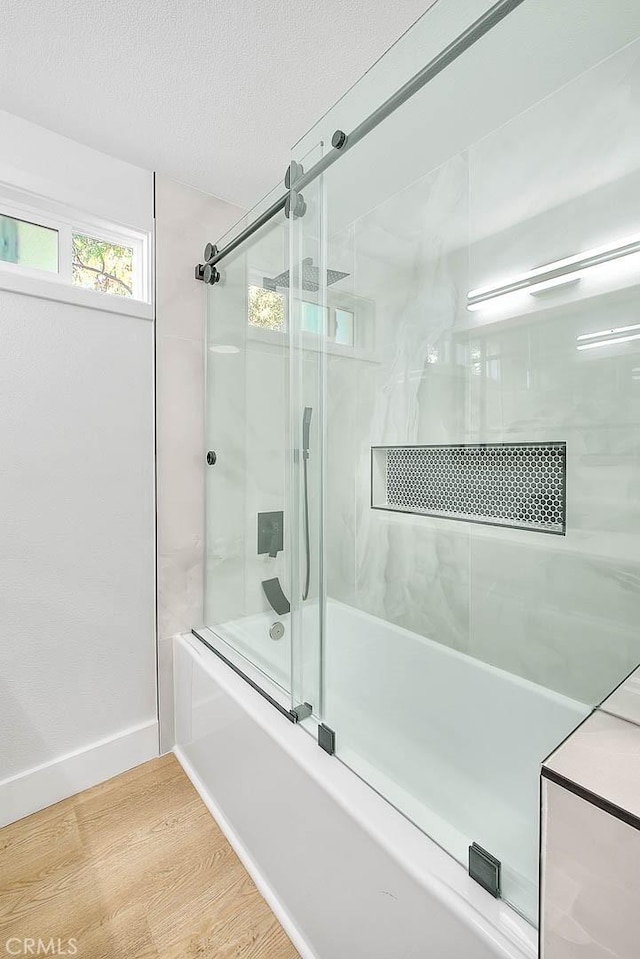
[292,0,490,167]
[295,0,640,925]
[72,232,134,297]
[0,213,57,272]
[203,187,293,698]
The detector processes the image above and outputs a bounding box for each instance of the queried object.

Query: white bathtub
[323,602,587,920]
[175,601,585,957]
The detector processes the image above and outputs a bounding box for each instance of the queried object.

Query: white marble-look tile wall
[203,221,292,634]
[601,666,640,726]
[542,777,640,959]
[542,707,640,958]
[155,175,244,751]
[322,35,640,708]
[325,153,474,656]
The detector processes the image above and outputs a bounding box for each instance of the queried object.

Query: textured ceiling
[0,0,432,207]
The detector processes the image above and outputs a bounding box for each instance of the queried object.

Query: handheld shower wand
[262,407,312,615]
[302,407,312,458]
[302,407,312,601]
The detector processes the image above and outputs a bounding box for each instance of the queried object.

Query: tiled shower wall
[376,442,566,534]
[155,176,244,752]
[324,38,640,706]
[541,673,640,958]
[202,220,292,631]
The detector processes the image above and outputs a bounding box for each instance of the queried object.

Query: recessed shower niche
[371,443,566,534]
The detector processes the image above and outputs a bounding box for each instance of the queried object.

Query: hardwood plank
[151,872,299,959]
[0,893,157,959]
[0,755,299,959]
[0,805,83,894]
[69,904,159,959]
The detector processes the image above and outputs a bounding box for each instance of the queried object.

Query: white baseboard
[174,746,317,959]
[0,719,159,827]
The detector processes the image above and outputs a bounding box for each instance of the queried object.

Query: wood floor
[0,754,299,959]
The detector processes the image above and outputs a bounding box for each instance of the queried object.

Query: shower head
[263,257,348,292]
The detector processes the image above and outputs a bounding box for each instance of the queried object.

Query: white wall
[155,175,244,751]
[0,108,151,230]
[0,114,157,824]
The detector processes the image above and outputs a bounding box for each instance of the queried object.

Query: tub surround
[599,666,640,727]
[541,676,640,958]
[541,778,639,959]
[544,710,640,819]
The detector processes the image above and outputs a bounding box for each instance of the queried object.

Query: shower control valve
[206,451,217,466]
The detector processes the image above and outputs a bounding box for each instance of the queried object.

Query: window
[72,233,134,297]
[0,190,150,303]
[0,214,58,273]
[248,284,285,331]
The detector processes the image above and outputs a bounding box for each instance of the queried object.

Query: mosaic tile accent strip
[377,442,566,534]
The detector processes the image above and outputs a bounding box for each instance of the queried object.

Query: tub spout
[261,577,291,616]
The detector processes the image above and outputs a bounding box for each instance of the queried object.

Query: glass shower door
[288,141,327,724]
[202,192,293,702]
[289,0,640,926]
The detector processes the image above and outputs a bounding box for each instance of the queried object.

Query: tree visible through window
[72,233,133,297]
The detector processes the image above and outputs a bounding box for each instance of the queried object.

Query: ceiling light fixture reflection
[577,323,640,342]
[577,332,640,352]
[528,276,581,297]
[209,344,240,354]
[467,234,640,311]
